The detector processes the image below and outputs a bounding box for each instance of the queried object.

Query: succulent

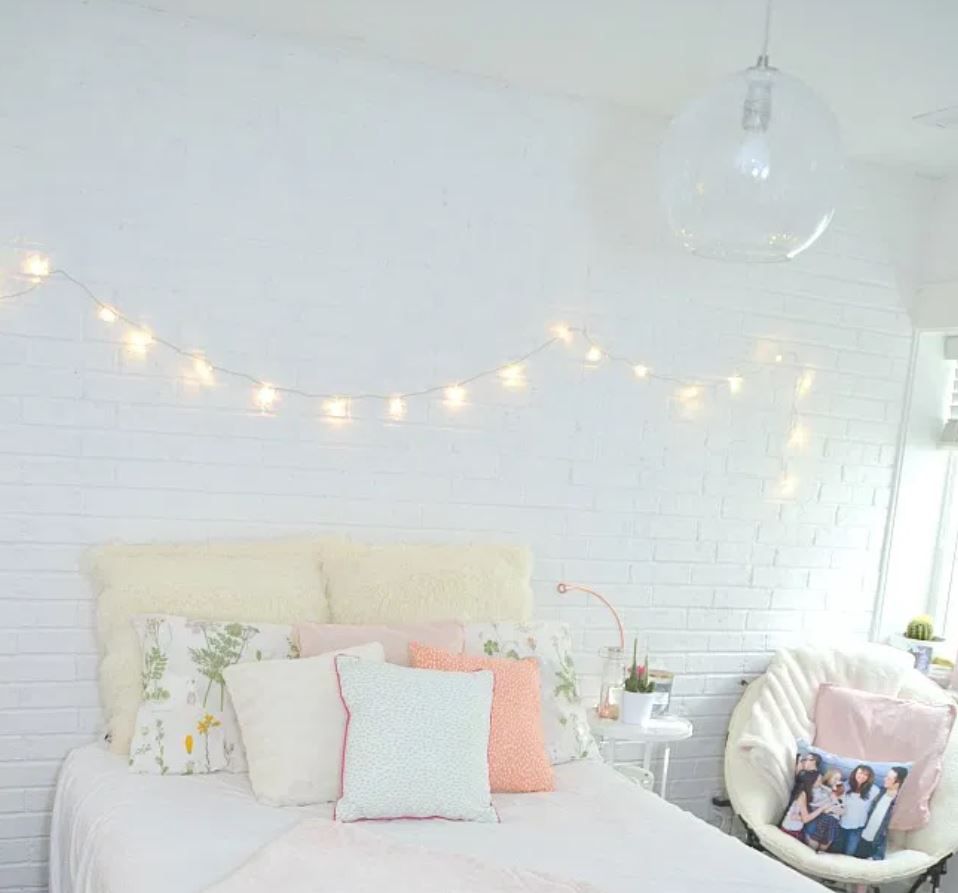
[623,638,655,693]
[906,615,935,641]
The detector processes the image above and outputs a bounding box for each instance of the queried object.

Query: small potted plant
[891,614,945,674]
[620,638,656,726]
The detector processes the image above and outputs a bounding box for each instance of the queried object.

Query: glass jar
[597,646,624,720]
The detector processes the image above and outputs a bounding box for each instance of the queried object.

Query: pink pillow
[814,682,956,830]
[410,642,554,794]
[296,621,463,666]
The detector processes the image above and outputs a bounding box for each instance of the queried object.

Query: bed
[56,537,827,893]
[50,742,825,893]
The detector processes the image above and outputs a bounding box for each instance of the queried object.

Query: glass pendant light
[659,0,843,262]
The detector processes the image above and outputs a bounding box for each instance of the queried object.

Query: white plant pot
[620,691,656,726]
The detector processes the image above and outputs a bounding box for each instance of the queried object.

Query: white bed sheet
[51,743,824,893]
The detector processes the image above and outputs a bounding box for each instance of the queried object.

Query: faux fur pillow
[86,539,329,754]
[323,542,533,625]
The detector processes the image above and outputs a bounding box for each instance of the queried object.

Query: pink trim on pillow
[332,654,355,820]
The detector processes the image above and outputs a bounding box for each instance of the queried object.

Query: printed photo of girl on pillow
[781,741,911,860]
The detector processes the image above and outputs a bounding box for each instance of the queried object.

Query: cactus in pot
[905,615,935,641]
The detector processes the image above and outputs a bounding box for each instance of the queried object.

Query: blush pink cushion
[296,621,463,666]
[813,682,957,830]
[410,642,554,794]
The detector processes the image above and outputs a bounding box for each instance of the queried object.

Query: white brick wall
[0,1,935,888]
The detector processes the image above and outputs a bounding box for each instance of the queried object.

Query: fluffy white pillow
[86,538,330,755]
[334,657,498,823]
[322,542,533,624]
[224,642,385,806]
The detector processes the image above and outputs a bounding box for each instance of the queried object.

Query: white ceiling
[119,0,958,175]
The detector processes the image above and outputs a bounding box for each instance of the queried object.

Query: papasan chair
[726,642,958,893]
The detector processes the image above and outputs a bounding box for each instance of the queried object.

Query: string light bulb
[552,323,574,343]
[633,364,650,379]
[728,374,743,394]
[679,385,701,402]
[387,396,407,420]
[585,345,603,363]
[255,384,277,411]
[21,253,51,280]
[192,356,214,385]
[775,353,784,364]
[796,370,815,397]
[324,397,350,420]
[125,328,153,356]
[97,305,118,324]
[444,384,466,408]
[499,363,525,389]
[778,472,798,498]
[788,423,808,449]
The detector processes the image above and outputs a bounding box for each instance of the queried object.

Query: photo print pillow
[781,740,913,861]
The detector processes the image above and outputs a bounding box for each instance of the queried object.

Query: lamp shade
[659,65,843,262]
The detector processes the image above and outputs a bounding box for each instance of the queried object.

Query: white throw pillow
[224,642,385,806]
[128,614,297,774]
[334,657,498,823]
[462,621,598,764]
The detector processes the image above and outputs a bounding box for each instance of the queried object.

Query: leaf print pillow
[128,614,297,775]
[463,621,598,765]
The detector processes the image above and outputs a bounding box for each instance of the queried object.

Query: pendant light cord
[758,0,773,67]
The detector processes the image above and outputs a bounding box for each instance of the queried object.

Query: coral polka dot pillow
[410,642,554,793]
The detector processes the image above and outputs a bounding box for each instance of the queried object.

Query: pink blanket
[204,819,603,893]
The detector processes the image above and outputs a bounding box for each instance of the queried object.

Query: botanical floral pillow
[128,614,297,775]
[462,621,597,764]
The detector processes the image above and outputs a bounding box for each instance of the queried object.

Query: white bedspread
[51,743,825,893]
[205,819,601,893]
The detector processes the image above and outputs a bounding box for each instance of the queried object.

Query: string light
[255,384,277,411]
[125,328,153,356]
[552,323,574,343]
[21,253,51,280]
[324,397,350,420]
[0,265,810,494]
[499,363,525,388]
[444,385,466,408]
[387,396,407,420]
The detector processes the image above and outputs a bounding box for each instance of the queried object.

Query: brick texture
[0,0,931,888]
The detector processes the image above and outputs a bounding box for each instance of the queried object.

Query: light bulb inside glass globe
[659,64,843,262]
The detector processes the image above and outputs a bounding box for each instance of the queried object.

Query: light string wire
[1,267,744,404]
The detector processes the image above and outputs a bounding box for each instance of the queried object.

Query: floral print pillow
[462,621,597,764]
[129,614,297,775]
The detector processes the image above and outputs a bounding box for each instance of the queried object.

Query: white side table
[588,710,693,800]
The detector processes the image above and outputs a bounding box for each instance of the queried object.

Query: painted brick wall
[0,1,934,888]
